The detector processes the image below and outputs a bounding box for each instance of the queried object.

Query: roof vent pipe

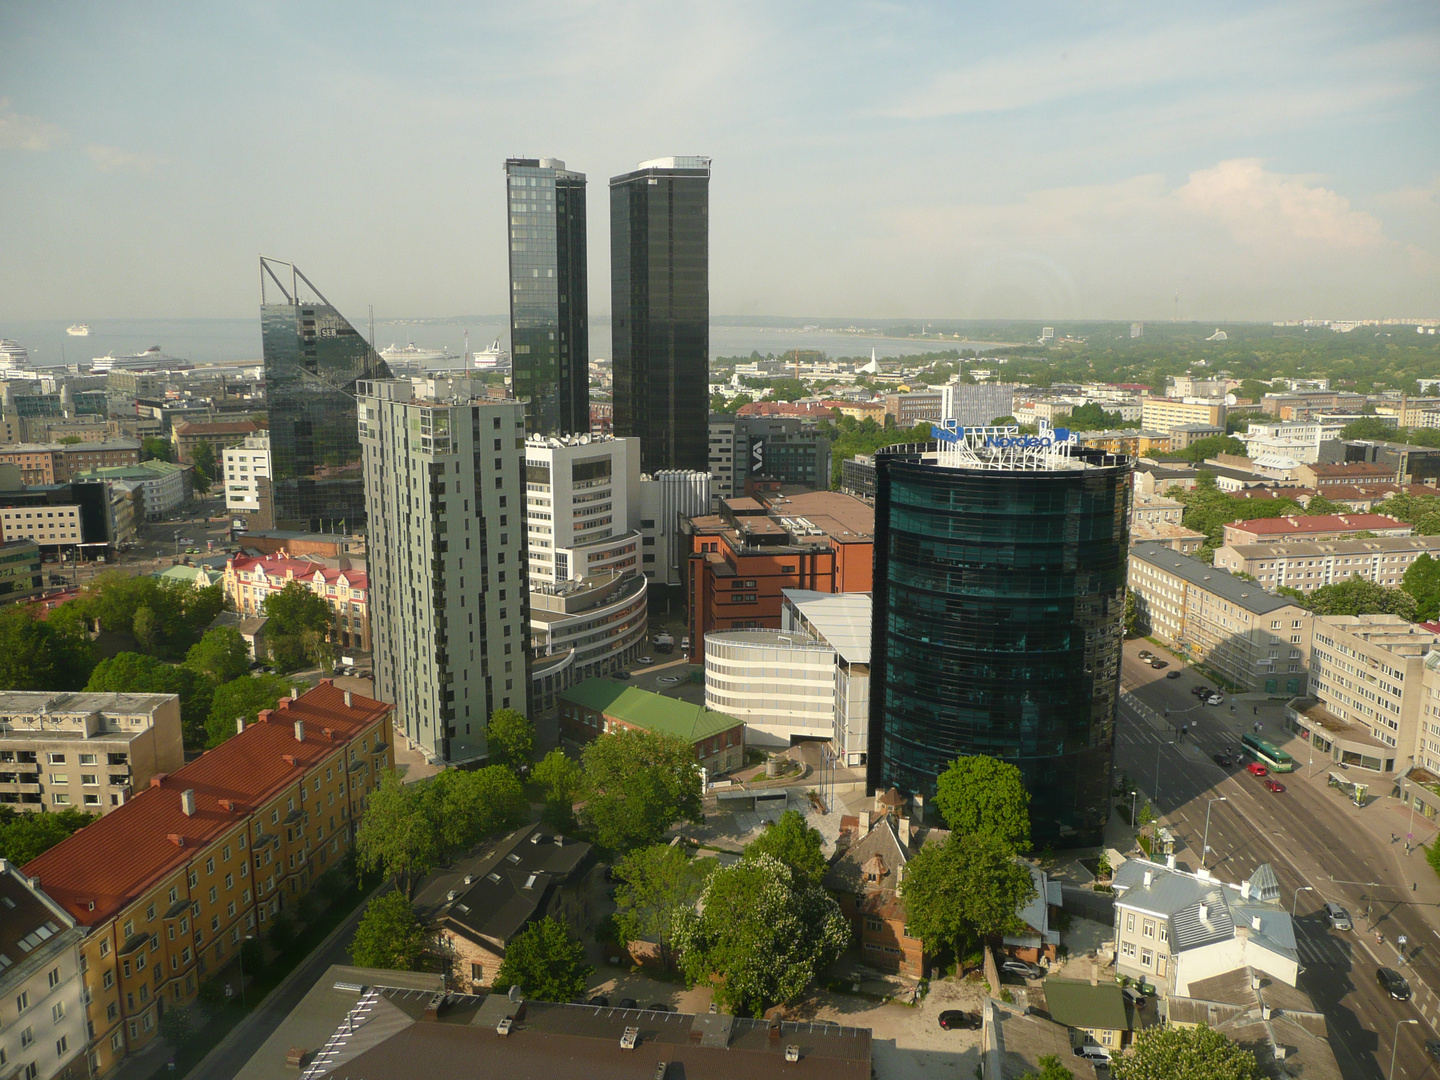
[290,688,299,700]
[236,717,246,735]
[1198,901,1209,921]
[344,690,353,708]
[294,720,304,742]
[181,789,196,816]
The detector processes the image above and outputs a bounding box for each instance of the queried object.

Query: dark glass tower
[260,258,389,532]
[866,436,1131,848]
[505,158,589,435]
[610,157,710,474]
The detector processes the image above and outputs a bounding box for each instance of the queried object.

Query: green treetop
[933,755,1032,853]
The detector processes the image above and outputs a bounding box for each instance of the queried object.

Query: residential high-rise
[522,434,640,586]
[867,428,1131,847]
[358,376,529,764]
[610,157,710,474]
[505,158,589,436]
[260,258,389,531]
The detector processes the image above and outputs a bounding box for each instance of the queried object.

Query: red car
[1263,778,1286,793]
[1246,761,1268,777]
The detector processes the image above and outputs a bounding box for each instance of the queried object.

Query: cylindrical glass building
[867,435,1131,847]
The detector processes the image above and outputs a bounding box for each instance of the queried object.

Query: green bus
[1242,733,1295,773]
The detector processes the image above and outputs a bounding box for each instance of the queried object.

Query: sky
[1,1,1437,324]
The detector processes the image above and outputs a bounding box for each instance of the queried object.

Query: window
[52,1000,66,1022]
[1125,913,1135,932]
[1141,948,1153,967]
[47,967,60,988]
[19,1026,33,1048]
[16,990,29,1012]
[470,962,484,983]
[1142,919,1155,938]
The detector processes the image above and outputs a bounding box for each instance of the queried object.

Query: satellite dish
[1226,393,1238,406]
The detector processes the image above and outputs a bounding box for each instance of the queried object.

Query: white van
[1073,1044,1112,1065]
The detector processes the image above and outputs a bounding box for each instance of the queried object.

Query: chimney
[344,690,353,708]
[236,717,246,735]
[898,816,912,848]
[1198,901,1209,921]
[858,809,871,833]
[1166,854,1176,870]
[277,698,290,711]
[1143,870,1153,887]
[1252,915,1262,931]
[257,709,273,725]
[1241,880,1252,900]
[294,720,304,742]
[290,687,299,700]
[181,789,196,816]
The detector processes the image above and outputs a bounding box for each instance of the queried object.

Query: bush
[240,937,265,978]
[159,1003,195,1048]
[268,912,296,953]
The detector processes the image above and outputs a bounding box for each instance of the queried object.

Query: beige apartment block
[0,693,184,814]
[1215,535,1440,593]
[1140,398,1227,435]
[1128,544,1310,696]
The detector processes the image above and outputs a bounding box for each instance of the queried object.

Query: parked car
[1150,659,1168,669]
[636,655,654,666]
[1377,967,1412,1001]
[1001,959,1042,980]
[1073,1045,1112,1064]
[1192,686,1211,698]
[1166,670,1183,679]
[1121,986,1148,1010]
[588,996,609,1007]
[1323,903,1352,931]
[1213,754,1233,767]
[1263,778,1286,793]
[1246,761,1268,776]
[618,998,639,1009]
[681,636,690,650]
[1206,693,1225,705]
[612,671,631,681]
[648,1003,674,1012]
[1425,1038,1440,1062]
[939,1010,983,1030]
[1138,650,1153,660]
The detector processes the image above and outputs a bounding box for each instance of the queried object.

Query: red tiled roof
[24,682,390,926]
[227,554,368,592]
[1229,514,1408,535]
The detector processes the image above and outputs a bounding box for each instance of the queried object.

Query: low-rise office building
[1128,544,1310,695]
[528,572,649,716]
[170,420,260,465]
[74,461,189,519]
[637,469,709,590]
[1215,535,1440,592]
[558,678,744,778]
[0,537,43,605]
[704,629,837,749]
[0,692,184,812]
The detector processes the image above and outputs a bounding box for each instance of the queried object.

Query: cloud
[1177,159,1386,249]
[87,144,162,174]
[0,99,66,151]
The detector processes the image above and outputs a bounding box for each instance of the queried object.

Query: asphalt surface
[1119,640,1440,1079]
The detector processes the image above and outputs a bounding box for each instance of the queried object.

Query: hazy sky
[2,1,1437,323]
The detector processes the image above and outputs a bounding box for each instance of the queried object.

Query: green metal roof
[560,678,740,745]
[1043,979,1131,1032]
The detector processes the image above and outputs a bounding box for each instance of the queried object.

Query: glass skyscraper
[867,435,1131,847]
[610,157,710,474]
[260,258,389,532]
[505,158,589,436]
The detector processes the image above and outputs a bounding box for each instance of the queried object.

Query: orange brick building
[22,682,392,1077]
[684,490,874,664]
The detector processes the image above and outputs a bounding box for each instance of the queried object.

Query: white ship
[90,345,176,373]
[470,337,511,373]
[66,324,91,336]
[0,339,31,373]
[379,341,459,365]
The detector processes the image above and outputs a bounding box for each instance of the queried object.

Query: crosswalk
[1294,929,1362,969]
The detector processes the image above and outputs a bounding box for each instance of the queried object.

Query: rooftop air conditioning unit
[496,1017,513,1036]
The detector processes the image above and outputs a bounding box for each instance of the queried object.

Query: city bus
[1242,733,1295,773]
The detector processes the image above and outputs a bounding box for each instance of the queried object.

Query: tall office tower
[610,157,710,474]
[260,258,390,531]
[866,428,1131,847]
[358,376,529,765]
[523,433,641,586]
[505,158,589,436]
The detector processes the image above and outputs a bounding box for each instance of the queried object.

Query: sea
[0,317,1011,371]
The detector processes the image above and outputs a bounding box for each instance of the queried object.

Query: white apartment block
[221,431,270,517]
[358,378,528,765]
[1128,544,1310,696]
[0,861,88,1080]
[523,434,640,586]
[1140,398,1227,434]
[0,692,184,813]
[1215,535,1440,593]
[638,470,710,588]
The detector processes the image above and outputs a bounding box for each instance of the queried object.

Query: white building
[0,860,88,1080]
[523,434,640,586]
[528,572,649,715]
[939,382,1018,427]
[222,430,271,518]
[358,377,528,765]
[638,469,710,589]
[1111,860,1298,997]
[783,589,872,765]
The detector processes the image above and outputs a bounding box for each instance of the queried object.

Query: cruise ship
[378,341,460,366]
[471,337,511,373]
[90,345,180,373]
[66,324,91,336]
[0,339,31,373]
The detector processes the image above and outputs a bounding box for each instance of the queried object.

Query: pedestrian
[1253,706,1258,716]
[1415,883,1419,892]
[1392,833,1397,844]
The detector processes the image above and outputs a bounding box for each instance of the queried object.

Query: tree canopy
[0,806,95,865]
[1403,553,1440,623]
[743,809,828,883]
[491,917,593,1002]
[191,441,217,493]
[1164,479,1306,562]
[205,673,299,749]
[933,755,1032,854]
[486,707,535,774]
[900,831,1037,959]
[672,853,849,1016]
[350,892,427,971]
[533,749,584,831]
[183,626,251,684]
[1280,576,1418,620]
[86,652,215,749]
[262,581,334,672]
[1019,1056,1074,1080]
[813,417,936,487]
[1378,491,1440,536]
[612,842,711,964]
[1111,1023,1263,1080]
[579,728,704,852]
[48,572,222,660]
[0,605,94,692]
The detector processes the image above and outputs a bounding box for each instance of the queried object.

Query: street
[1119,639,1440,1079]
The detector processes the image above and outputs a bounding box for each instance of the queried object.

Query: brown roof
[1228,513,1408,536]
[173,421,259,436]
[24,682,390,925]
[1306,462,1395,478]
[0,863,77,966]
[760,490,875,541]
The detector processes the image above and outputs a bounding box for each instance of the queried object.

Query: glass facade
[261,259,389,532]
[611,157,710,474]
[505,159,589,436]
[867,444,1131,847]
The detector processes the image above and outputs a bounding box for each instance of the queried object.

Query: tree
[86,652,215,750]
[350,892,427,970]
[579,728,704,852]
[0,605,93,691]
[612,843,711,964]
[1124,591,1140,637]
[1302,576,1417,620]
[1019,1056,1074,1080]
[263,581,334,672]
[191,440,217,493]
[0,807,94,864]
[426,765,528,858]
[486,707,535,774]
[355,771,442,897]
[1301,495,1345,516]
[533,749,584,831]
[142,437,174,463]
[1340,417,1396,441]
[205,673,298,749]
[900,832,1036,960]
[1111,1023,1263,1080]
[1403,553,1440,622]
[158,1004,196,1050]
[672,854,849,1016]
[1177,434,1246,464]
[933,755,1032,854]
[50,574,222,659]
[491,917,593,1002]
[184,626,251,684]
[743,809,827,883]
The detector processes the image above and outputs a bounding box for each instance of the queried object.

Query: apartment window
[16,990,29,1012]
[47,967,60,988]
[205,858,214,874]
[1141,949,1153,967]
[1125,913,1135,932]
[52,1000,66,1022]
[19,1026,33,1048]
[1142,919,1155,938]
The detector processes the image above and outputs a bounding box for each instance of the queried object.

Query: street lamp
[1390,1018,1419,1080]
[1202,797,1227,868]
[238,933,254,1008]
[1130,791,1138,830]
[1291,885,1313,918]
